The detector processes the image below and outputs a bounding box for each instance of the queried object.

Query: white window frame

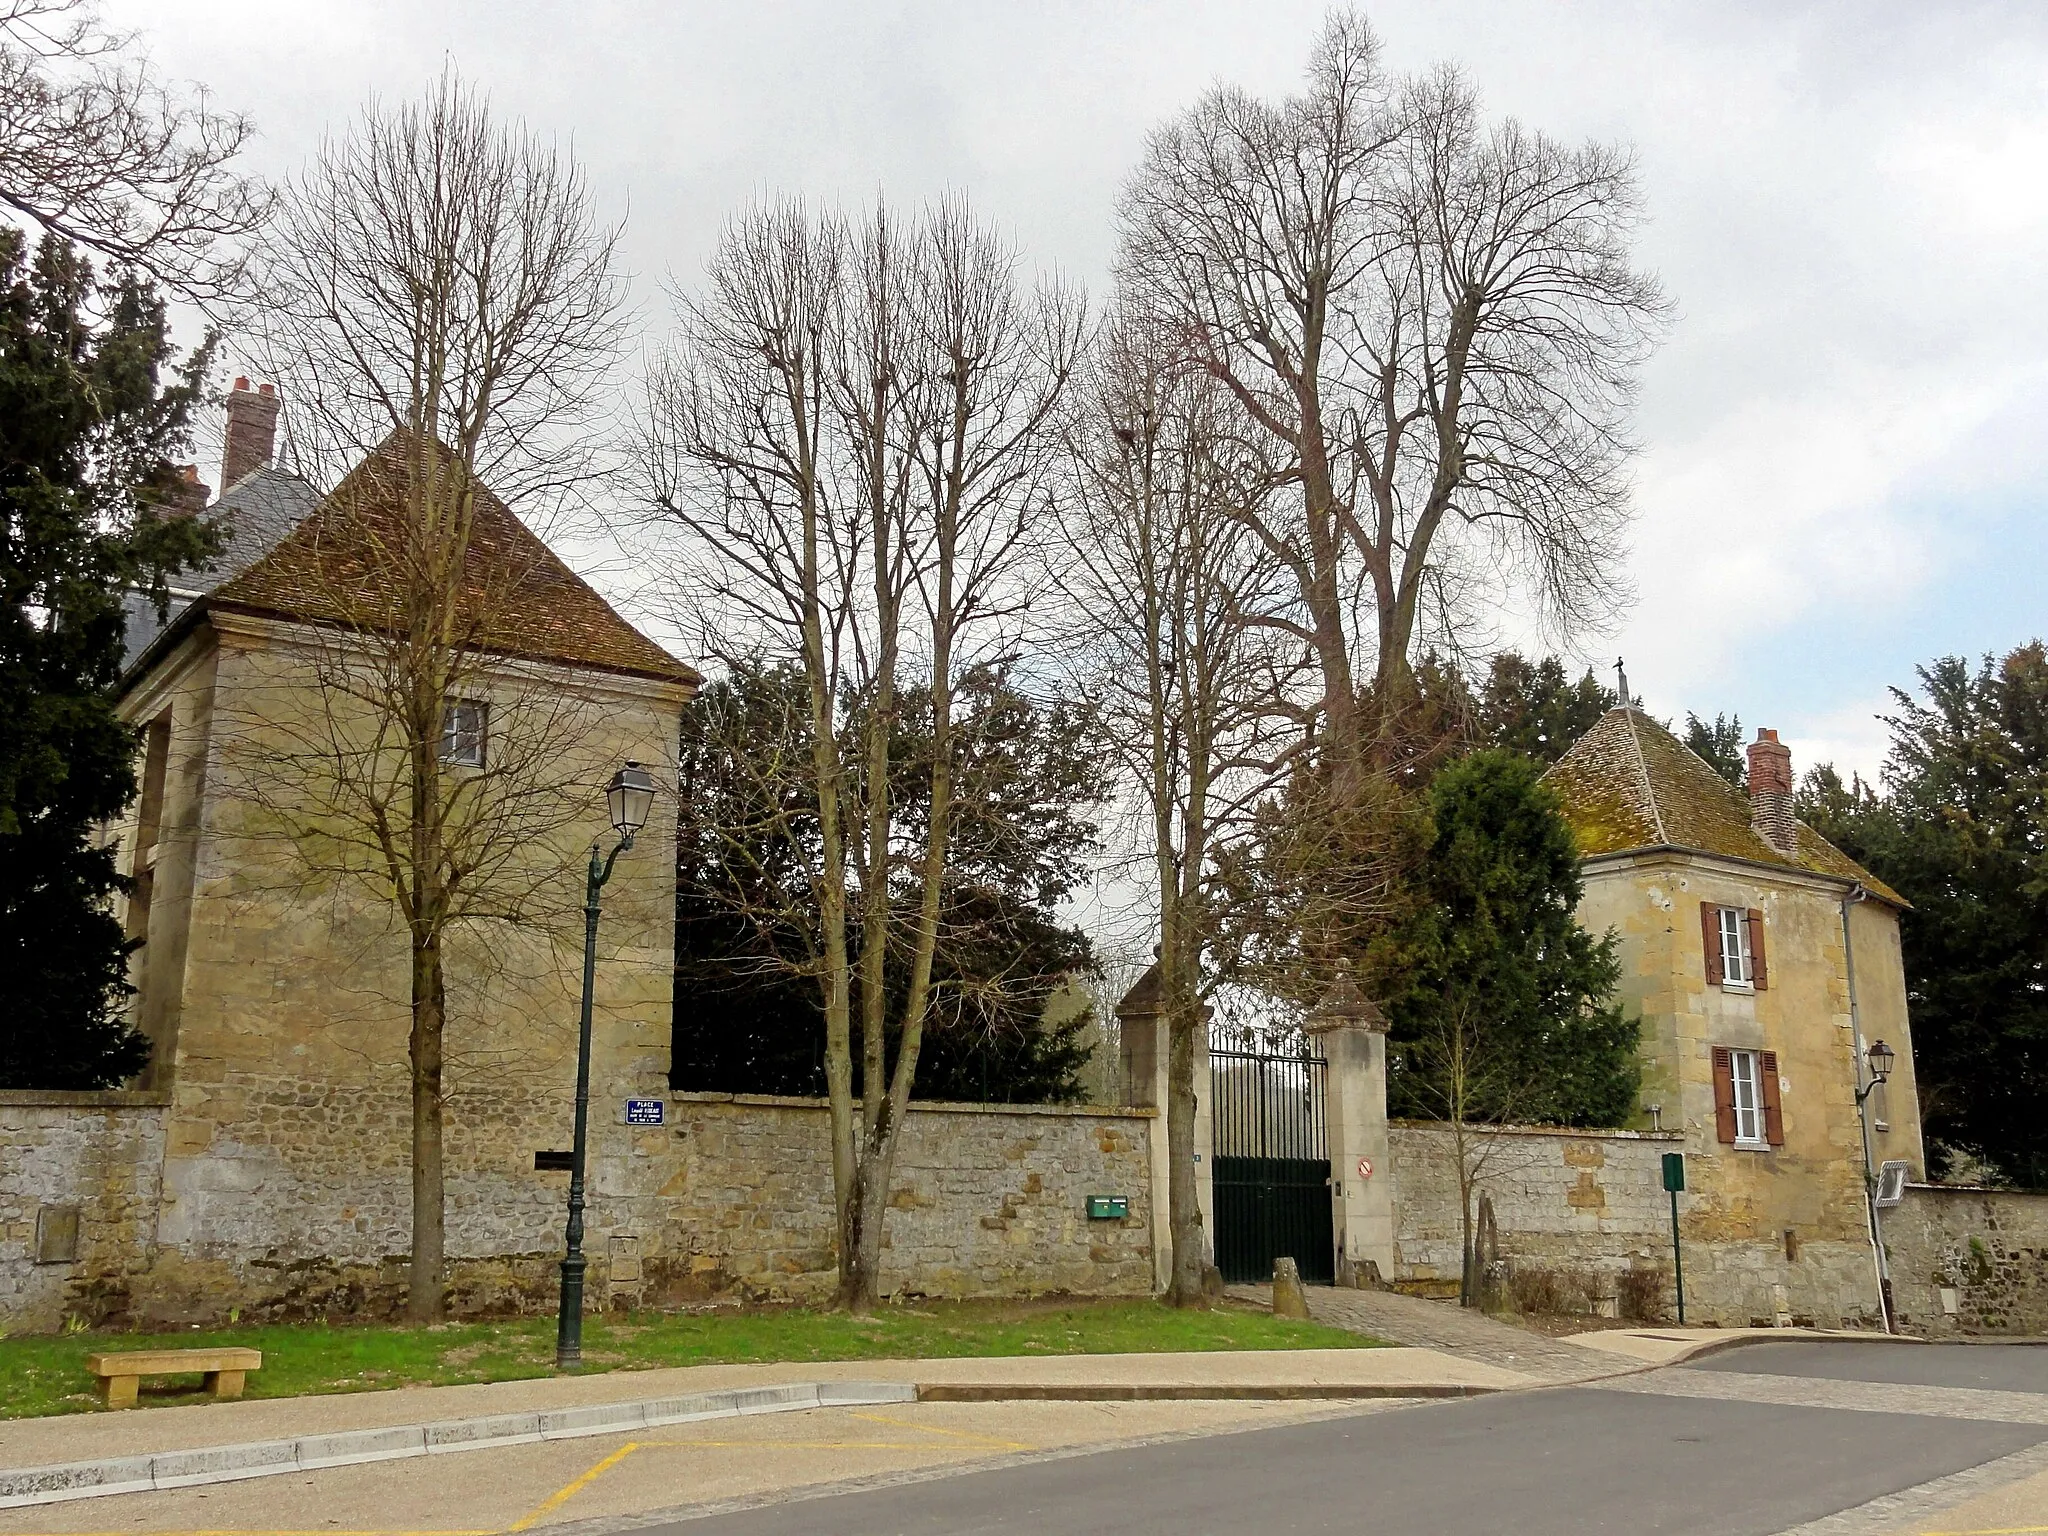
[1729,1047,1767,1148]
[1718,905,1753,990]
[440,697,488,769]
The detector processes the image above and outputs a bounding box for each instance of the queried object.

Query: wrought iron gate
[1209,1045,1333,1285]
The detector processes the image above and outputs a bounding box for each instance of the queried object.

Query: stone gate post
[1304,965,1394,1287]
[1117,964,1213,1292]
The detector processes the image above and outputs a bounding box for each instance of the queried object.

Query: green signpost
[1662,1152,1686,1325]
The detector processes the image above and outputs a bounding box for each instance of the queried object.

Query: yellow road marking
[847,1410,1033,1451]
[12,1414,1043,1536]
[504,1441,644,1533]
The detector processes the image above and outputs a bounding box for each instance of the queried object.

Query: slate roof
[132,433,695,689]
[1542,707,1903,905]
[120,467,325,668]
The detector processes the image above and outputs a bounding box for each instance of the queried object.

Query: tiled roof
[1543,707,1903,905]
[206,434,697,687]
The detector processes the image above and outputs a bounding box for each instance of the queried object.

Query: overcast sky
[109,0,2048,782]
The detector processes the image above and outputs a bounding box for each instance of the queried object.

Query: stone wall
[0,1092,168,1333]
[1389,1121,1679,1308]
[0,1089,1156,1332]
[1886,1184,2048,1337]
[1387,1120,1885,1327]
[609,1094,1157,1305]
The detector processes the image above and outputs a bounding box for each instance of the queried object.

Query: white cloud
[1784,696,1897,786]
[98,0,2048,749]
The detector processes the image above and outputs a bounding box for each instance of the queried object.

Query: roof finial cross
[1615,657,1631,708]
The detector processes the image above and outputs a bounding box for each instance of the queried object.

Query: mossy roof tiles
[1542,707,1902,905]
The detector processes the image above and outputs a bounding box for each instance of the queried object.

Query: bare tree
[1402,994,1538,1307]
[0,0,268,300]
[247,73,629,1319]
[647,195,1082,1308]
[1059,307,1306,1304]
[1117,12,1665,790]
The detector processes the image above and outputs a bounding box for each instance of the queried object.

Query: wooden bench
[86,1348,263,1408]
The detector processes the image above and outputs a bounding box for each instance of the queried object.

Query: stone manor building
[1541,707,1926,1325]
[55,385,698,1320]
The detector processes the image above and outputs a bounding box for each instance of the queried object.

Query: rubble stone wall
[1388,1120,1885,1327]
[614,1094,1157,1306]
[0,1092,168,1333]
[1886,1184,2048,1337]
[0,1089,1157,1331]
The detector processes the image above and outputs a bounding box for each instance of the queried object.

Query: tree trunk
[1458,1171,1476,1310]
[842,1123,899,1313]
[408,927,446,1321]
[1165,990,1209,1307]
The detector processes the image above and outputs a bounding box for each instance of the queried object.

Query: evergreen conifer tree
[1379,749,1640,1128]
[0,230,216,1088]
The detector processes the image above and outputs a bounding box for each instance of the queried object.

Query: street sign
[1661,1152,1686,1324]
[624,1098,665,1127]
[1356,1157,1374,1180]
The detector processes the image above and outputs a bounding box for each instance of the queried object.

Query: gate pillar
[1304,966,1394,1287]
[1117,965,1213,1292]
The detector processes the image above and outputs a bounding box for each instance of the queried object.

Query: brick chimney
[162,463,211,516]
[221,377,279,490]
[1747,728,1797,855]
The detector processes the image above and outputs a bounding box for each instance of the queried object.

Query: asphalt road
[1686,1339,2048,1393]
[615,1343,2048,1536]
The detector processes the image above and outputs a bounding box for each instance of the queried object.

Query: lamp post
[1854,1036,1897,1335]
[556,760,657,1371]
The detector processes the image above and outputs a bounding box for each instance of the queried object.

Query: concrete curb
[913,1382,1496,1402]
[0,1380,917,1511]
[1596,1329,1920,1369]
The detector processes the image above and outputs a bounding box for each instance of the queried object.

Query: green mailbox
[1662,1152,1685,1193]
[1086,1195,1129,1220]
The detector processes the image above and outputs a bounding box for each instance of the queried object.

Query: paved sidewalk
[1230,1284,1625,1382]
[0,1346,1527,1492]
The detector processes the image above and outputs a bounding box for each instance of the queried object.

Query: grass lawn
[0,1297,1380,1419]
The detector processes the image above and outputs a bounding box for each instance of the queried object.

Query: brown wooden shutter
[1712,1047,1737,1144]
[1748,909,1769,991]
[1760,1049,1784,1145]
[1701,904,1724,986]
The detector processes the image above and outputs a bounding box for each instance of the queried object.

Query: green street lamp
[1854,1034,1897,1335]
[556,760,657,1371]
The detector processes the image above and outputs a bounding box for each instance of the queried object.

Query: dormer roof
[1542,707,1902,906]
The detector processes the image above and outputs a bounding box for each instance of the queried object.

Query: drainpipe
[1840,884,1894,1334]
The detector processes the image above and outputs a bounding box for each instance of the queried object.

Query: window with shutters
[1718,906,1752,987]
[1730,1049,1765,1144]
[1713,1045,1784,1149]
[1701,903,1768,992]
